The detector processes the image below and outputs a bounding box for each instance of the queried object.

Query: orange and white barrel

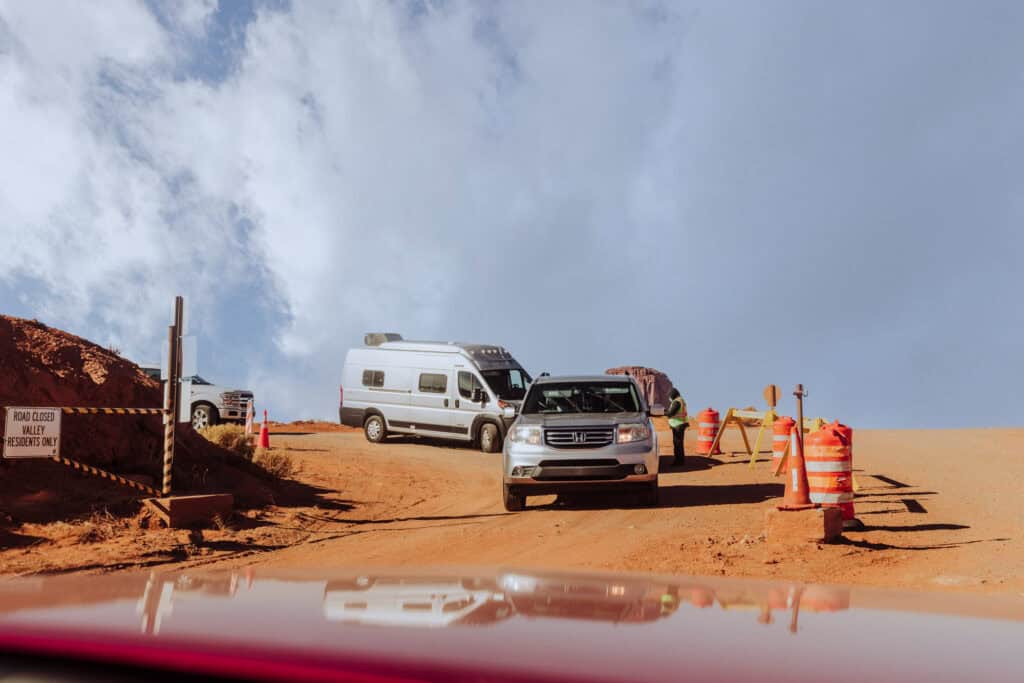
[804,424,853,519]
[696,408,721,455]
[830,421,856,525]
[772,415,795,473]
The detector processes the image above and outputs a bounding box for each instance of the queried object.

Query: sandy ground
[2,426,1021,594]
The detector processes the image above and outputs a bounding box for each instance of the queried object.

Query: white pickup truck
[139,364,254,430]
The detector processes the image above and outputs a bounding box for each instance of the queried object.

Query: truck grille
[221,391,253,413]
[544,427,614,449]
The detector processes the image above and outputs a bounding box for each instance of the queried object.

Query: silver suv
[501,375,660,511]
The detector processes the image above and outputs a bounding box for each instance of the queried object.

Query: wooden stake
[161,296,184,496]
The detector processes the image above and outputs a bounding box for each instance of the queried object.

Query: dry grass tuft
[254,449,295,479]
[199,424,255,460]
[75,509,120,544]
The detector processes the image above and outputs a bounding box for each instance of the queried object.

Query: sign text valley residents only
[3,407,61,459]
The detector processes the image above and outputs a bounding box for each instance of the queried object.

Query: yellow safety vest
[668,398,688,428]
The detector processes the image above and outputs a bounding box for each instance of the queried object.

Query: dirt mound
[0,315,276,525]
[0,316,162,470]
[606,366,673,408]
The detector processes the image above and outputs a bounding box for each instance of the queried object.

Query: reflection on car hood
[0,568,1022,682]
[516,412,645,427]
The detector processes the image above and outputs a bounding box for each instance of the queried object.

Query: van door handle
[455,399,460,408]
[444,399,449,407]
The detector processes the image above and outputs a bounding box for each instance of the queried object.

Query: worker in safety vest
[666,388,688,466]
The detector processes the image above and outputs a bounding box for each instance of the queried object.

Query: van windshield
[481,368,531,400]
[521,382,641,414]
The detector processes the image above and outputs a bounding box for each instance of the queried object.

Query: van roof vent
[364,332,404,347]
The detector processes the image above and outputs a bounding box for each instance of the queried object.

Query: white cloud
[1,1,690,417]
[4,2,1020,427]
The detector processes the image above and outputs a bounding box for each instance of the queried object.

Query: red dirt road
[195,427,1024,592]
[3,426,1021,594]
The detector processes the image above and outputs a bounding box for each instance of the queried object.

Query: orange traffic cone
[257,410,270,449]
[778,426,814,510]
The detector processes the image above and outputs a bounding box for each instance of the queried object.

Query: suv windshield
[481,368,532,400]
[521,382,641,414]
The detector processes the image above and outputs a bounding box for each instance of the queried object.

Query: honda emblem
[572,432,586,444]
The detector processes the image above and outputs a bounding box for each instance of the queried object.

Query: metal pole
[173,296,183,425]
[794,384,806,466]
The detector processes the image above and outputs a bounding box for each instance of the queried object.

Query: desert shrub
[199,424,255,460]
[75,510,119,543]
[253,449,295,479]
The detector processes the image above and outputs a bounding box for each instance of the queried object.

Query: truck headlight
[508,425,542,445]
[616,423,650,443]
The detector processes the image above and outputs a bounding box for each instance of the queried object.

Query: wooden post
[161,296,183,496]
[162,325,176,496]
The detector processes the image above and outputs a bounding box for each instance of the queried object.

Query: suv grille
[544,427,614,449]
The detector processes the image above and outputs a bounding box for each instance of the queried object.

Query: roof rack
[364,332,403,346]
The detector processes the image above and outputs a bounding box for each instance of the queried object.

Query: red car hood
[0,567,1022,682]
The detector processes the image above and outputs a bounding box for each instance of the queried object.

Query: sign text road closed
[3,407,62,459]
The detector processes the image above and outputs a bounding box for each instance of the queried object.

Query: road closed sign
[3,407,62,459]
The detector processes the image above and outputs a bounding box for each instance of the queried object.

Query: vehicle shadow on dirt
[384,436,484,451]
[541,483,784,511]
[658,455,739,471]
[658,483,784,508]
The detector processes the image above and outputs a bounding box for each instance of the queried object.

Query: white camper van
[339,333,531,452]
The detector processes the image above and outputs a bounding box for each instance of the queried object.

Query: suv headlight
[616,423,651,443]
[508,425,542,445]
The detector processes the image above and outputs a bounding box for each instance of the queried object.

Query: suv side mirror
[648,403,665,417]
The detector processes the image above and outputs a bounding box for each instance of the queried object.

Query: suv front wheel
[503,484,525,512]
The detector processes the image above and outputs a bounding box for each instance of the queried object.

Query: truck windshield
[481,368,531,400]
[521,382,641,414]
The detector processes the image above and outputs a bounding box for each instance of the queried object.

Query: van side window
[458,371,481,399]
[362,369,385,387]
[418,373,447,394]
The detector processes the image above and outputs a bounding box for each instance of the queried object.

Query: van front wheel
[364,415,386,443]
[479,423,500,453]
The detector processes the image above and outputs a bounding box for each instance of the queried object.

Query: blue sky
[1,1,1021,428]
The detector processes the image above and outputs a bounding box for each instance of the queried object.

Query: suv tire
[503,484,525,511]
[479,423,500,453]
[191,403,218,430]
[364,415,387,443]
